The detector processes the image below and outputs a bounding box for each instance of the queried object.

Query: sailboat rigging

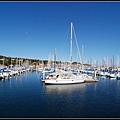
[44,22,85,85]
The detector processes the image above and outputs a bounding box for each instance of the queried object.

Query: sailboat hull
[45,79,84,85]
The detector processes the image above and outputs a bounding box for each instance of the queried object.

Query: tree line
[0,55,90,68]
[0,55,48,66]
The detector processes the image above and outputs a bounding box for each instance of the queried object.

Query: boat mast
[54,48,56,70]
[82,45,84,70]
[70,22,73,69]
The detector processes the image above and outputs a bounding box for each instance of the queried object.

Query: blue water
[0,71,120,118]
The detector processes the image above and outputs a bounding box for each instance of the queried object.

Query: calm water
[0,71,120,118]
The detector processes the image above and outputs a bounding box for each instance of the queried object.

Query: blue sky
[0,1,120,64]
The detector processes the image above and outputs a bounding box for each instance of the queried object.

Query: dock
[84,79,98,82]
[41,80,45,82]
[84,70,98,82]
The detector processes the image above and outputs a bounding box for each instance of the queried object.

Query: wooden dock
[84,79,98,82]
[41,80,45,82]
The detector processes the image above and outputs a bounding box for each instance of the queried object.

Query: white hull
[45,79,84,85]
[109,73,117,78]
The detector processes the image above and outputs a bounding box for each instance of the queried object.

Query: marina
[0,70,120,118]
[1,1,120,119]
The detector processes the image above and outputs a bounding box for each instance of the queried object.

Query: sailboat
[44,22,85,85]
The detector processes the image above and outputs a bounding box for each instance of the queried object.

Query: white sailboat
[45,22,85,85]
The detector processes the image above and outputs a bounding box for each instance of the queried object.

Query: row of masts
[69,22,120,70]
[1,22,120,70]
[47,21,120,71]
[1,54,120,72]
[0,58,24,67]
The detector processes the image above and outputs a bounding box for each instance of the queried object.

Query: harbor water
[0,71,120,118]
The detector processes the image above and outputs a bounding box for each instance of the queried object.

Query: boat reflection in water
[43,83,86,94]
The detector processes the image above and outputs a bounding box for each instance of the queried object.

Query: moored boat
[44,71,85,85]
